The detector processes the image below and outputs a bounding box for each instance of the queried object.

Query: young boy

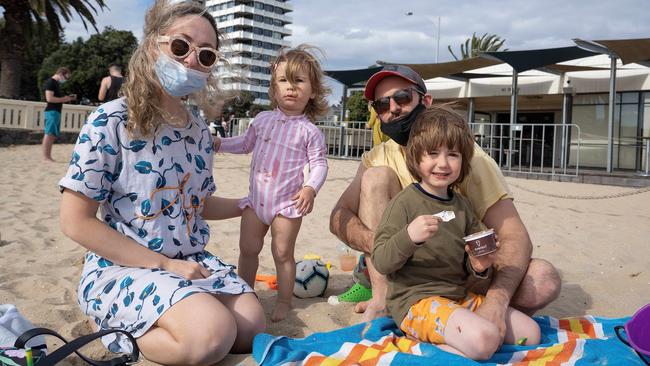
[371,106,540,360]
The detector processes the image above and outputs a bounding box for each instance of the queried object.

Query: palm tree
[447,33,508,61]
[0,0,107,98]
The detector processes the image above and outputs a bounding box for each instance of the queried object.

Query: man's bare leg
[353,167,401,321]
[466,258,561,316]
[42,134,56,162]
[510,258,561,315]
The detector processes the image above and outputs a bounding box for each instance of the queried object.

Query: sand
[1,143,648,365]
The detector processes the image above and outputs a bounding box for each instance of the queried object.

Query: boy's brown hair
[269,44,331,122]
[406,105,475,185]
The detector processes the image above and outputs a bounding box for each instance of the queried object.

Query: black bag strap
[615,325,650,366]
[15,327,140,366]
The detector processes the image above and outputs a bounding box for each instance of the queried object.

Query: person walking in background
[214,45,330,322]
[97,63,124,102]
[42,67,76,162]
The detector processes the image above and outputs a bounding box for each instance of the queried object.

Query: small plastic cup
[463,229,497,256]
[337,243,357,271]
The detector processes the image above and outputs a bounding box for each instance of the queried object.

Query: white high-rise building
[206,0,293,105]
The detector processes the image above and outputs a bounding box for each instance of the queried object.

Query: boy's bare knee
[465,324,500,360]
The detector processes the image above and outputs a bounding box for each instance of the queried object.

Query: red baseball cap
[364,65,427,100]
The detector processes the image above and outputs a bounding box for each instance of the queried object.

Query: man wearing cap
[329,65,560,338]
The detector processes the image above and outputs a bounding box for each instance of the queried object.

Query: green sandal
[337,283,372,303]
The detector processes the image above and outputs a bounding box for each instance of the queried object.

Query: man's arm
[98,77,110,101]
[45,90,72,104]
[329,163,374,253]
[477,198,533,336]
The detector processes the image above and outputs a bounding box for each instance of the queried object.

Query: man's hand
[406,215,440,243]
[292,186,316,215]
[475,295,508,340]
[213,136,221,152]
[162,258,211,280]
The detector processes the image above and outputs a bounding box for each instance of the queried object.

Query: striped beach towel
[253,315,644,365]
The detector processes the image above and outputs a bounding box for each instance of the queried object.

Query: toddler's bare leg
[238,208,269,288]
[269,215,302,322]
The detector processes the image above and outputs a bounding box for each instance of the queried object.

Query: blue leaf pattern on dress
[148,238,163,251]
[60,99,251,354]
[134,161,152,174]
[195,155,206,172]
[129,140,147,152]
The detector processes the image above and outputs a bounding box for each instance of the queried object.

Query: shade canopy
[400,57,502,80]
[593,38,650,64]
[324,66,383,88]
[480,46,599,73]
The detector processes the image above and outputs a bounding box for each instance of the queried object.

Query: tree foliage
[0,0,107,97]
[447,33,508,60]
[347,91,370,122]
[39,27,137,103]
[218,90,270,119]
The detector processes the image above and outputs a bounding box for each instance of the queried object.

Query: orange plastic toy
[255,274,278,290]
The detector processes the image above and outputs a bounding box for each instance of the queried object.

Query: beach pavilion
[325,38,650,183]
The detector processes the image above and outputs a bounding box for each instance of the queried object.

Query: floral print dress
[58,98,252,353]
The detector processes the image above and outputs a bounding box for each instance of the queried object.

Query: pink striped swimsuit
[219,109,328,225]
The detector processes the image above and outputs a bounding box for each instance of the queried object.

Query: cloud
[58,0,650,101]
[63,0,150,42]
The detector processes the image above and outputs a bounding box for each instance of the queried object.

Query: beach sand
[1,143,648,365]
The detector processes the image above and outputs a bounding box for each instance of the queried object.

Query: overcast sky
[63,0,650,69]
[58,0,649,101]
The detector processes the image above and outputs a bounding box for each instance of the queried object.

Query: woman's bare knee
[146,294,238,365]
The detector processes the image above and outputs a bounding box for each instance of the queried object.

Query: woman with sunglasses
[58,1,265,364]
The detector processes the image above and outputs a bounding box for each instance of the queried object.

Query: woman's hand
[292,186,316,215]
[162,258,211,280]
[406,215,441,243]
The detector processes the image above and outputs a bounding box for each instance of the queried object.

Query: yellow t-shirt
[366,109,390,147]
[361,140,512,220]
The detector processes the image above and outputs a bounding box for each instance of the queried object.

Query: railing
[1,99,585,178]
[225,119,374,159]
[469,122,582,176]
[0,98,96,132]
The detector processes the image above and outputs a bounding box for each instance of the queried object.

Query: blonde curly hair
[122,0,225,137]
[268,44,331,122]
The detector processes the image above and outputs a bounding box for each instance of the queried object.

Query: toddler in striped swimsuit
[214,45,330,321]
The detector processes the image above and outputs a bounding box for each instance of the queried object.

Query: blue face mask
[154,52,209,97]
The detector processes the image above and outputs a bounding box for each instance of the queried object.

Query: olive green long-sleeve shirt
[372,183,487,325]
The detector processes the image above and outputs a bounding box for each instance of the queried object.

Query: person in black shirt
[42,67,76,161]
[98,64,124,102]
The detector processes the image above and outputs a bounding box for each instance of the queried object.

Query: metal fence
[1,98,584,178]
[226,119,374,160]
[227,119,582,176]
[469,122,582,176]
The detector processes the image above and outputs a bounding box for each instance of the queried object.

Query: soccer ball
[293,259,329,298]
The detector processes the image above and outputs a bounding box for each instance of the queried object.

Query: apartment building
[206,0,293,105]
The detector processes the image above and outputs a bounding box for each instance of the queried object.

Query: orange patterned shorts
[399,293,484,344]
